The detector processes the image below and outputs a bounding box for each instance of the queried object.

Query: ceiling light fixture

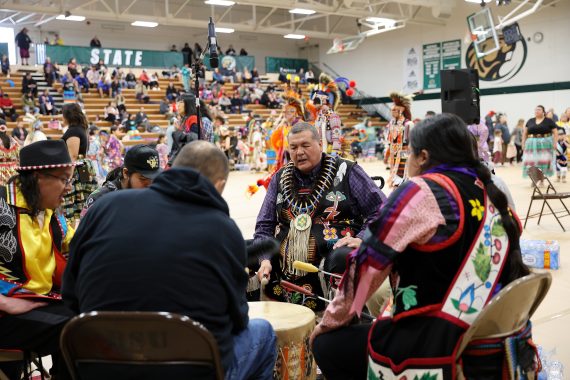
[289,8,316,15]
[56,14,86,21]
[215,27,235,33]
[131,21,158,27]
[284,33,306,39]
[365,17,396,26]
[204,0,235,6]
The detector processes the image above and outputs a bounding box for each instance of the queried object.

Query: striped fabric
[523,136,555,177]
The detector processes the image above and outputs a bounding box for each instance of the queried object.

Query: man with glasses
[81,144,162,218]
[0,140,76,378]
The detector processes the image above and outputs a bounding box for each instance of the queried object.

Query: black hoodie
[62,168,249,371]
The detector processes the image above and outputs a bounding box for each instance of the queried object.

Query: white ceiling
[0,0,561,39]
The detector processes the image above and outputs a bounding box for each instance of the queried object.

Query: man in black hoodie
[63,141,277,378]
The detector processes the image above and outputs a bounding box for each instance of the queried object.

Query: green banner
[0,43,8,60]
[265,57,308,73]
[203,54,256,72]
[44,45,183,68]
[441,39,462,70]
[423,43,441,90]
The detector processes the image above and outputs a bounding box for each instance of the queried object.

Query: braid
[472,161,530,282]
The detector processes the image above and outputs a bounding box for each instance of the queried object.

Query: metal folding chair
[60,311,224,380]
[524,166,570,231]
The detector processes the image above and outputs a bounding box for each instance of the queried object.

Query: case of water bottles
[520,240,560,270]
[538,346,564,380]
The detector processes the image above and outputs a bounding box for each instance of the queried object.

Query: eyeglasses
[42,173,74,186]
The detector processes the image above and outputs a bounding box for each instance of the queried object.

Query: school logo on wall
[466,36,527,82]
[221,55,236,70]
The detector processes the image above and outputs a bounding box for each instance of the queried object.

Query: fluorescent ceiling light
[56,14,85,21]
[131,21,158,27]
[216,27,235,33]
[365,17,396,26]
[284,34,306,39]
[289,8,316,15]
[205,0,235,6]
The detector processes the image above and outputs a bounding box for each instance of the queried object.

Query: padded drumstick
[293,261,342,279]
[280,280,375,321]
[254,271,270,286]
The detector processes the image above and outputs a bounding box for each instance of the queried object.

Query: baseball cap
[124,144,162,179]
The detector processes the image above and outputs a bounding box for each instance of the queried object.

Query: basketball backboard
[467,7,500,58]
[327,35,365,54]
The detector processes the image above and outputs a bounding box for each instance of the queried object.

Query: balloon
[286,73,292,80]
[346,88,355,97]
[295,76,300,82]
[349,80,356,88]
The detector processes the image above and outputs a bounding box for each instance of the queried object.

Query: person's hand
[333,236,362,250]
[257,260,272,283]
[0,295,48,315]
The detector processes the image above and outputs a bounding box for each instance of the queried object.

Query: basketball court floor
[225,161,570,367]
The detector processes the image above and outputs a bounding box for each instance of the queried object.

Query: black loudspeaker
[441,69,480,125]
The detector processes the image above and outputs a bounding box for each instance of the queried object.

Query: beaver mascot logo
[466,35,527,82]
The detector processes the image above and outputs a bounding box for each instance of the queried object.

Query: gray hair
[288,122,320,141]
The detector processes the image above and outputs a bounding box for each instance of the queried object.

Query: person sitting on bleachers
[86,65,100,89]
[110,77,122,98]
[98,75,112,98]
[165,82,179,101]
[139,70,150,87]
[149,72,160,90]
[219,92,232,113]
[11,121,27,145]
[1,54,10,77]
[125,69,136,89]
[104,101,120,123]
[213,68,224,84]
[221,66,237,83]
[251,67,260,83]
[24,121,47,145]
[135,80,150,103]
[74,71,90,93]
[22,91,39,115]
[231,92,244,114]
[67,58,79,78]
[43,57,57,86]
[38,89,56,115]
[0,93,18,122]
[135,107,149,130]
[21,73,37,97]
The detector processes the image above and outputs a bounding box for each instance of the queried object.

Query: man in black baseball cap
[80,144,162,218]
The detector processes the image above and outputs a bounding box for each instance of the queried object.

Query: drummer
[254,122,386,311]
[63,141,277,378]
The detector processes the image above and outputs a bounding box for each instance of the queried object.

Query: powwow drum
[248,301,317,380]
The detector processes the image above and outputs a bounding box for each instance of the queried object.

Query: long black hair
[410,113,529,283]
[8,172,42,216]
[62,103,88,130]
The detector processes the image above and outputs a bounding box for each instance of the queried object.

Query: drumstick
[253,271,269,286]
[280,280,375,321]
[292,261,342,279]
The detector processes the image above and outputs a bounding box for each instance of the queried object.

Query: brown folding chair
[524,166,570,231]
[455,272,552,379]
[0,350,51,379]
[60,311,224,380]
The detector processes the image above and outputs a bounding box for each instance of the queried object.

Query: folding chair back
[456,272,552,359]
[60,311,224,380]
[524,166,570,231]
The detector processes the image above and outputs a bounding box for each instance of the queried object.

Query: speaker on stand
[441,69,480,124]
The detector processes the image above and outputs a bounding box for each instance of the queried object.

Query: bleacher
[1,65,384,145]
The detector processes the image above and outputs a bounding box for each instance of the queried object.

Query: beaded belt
[528,134,552,138]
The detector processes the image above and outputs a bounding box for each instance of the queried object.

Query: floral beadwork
[469,199,485,221]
